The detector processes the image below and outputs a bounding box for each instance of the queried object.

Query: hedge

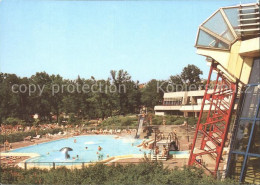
[0,163,237,185]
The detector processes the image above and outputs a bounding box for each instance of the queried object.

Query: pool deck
[0,132,190,169]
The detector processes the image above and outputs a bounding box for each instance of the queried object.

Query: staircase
[151,154,168,161]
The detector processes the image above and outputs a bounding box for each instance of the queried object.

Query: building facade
[154,90,213,117]
[226,57,260,184]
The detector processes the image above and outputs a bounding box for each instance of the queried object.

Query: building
[186,2,260,183]
[154,90,212,117]
[226,57,260,184]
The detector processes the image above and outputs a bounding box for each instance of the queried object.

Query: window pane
[228,153,245,181]
[223,8,240,35]
[244,156,260,184]
[203,11,235,41]
[196,29,229,49]
[249,121,260,154]
[249,58,260,84]
[234,120,253,152]
[241,86,260,118]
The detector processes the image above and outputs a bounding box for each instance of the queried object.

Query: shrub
[0,163,238,184]
[0,128,63,143]
[100,115,138,127]
[4,117,23,126]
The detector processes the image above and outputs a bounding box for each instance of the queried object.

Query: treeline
[0,65,203,123]
[0,163,236,184]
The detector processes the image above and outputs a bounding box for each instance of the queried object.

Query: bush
[4,117,24,126]
[0,128,63,144]
[0,163,237,184]
[100,115,138,127]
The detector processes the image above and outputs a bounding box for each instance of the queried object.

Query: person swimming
[97,146,104,161]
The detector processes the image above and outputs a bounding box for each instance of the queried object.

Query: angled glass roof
[195,3,260,50]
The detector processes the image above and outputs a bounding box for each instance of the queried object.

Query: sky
[0,0,256,83]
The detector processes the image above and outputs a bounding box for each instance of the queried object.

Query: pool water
[12,135,148,164]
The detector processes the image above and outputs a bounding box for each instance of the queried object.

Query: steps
[151,154,168,161]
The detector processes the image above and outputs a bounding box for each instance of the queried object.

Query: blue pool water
[12,135,148,164]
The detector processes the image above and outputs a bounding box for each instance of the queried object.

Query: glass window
[244,156,260,184]
[223,8,240,35]
[203,11,235,42]
[234,120,253,152]
[249,121,260,154]
[249,58,260,84]
[197,29,229,49]
[228,154,245,181]
[241,86,260,118]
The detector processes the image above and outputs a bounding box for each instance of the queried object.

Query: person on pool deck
[155,146,160,155]
[4,140,9,151]
[162,145,168,157]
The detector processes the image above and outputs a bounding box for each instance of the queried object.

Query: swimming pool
[12,135,148,165]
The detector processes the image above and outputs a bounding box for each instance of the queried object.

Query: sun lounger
[103,129,108,134]
[33,135,41,139]
[108,129,113,134]
[116,129,121,133]
[24,136,32,141]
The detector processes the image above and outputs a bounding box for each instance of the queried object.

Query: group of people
[154,145,168,157]
[137,138,169,157]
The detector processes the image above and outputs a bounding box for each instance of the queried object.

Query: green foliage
[181,64,203,90]
[0,128,63,143]
[101,116,138,127]
[151,115,198,126]
[0,163,237,185]
[0,64,204,125]
[4,117,25,126]
[68,113,77,125]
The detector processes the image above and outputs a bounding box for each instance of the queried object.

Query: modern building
[226,57,260,184]
[186,2,260,184]
[154,90,213,117]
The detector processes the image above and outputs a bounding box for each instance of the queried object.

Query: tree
[110,70,131,115]
[30,72,52,121]
[180,64,203,90]
[141,79,167,110]
[0,73,21,121]
[169,75,184,92]
[50,74,63,122]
